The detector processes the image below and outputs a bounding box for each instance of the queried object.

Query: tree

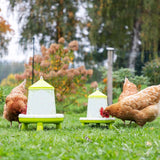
[0,9,13,57]
[85,0,160,71]
[8,0,79,47]
[141,0,160,59]
[8,0,160,72]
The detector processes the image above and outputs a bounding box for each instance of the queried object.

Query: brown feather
[118,78,138,102]
[104,85,160,126]
[3,80,27,126]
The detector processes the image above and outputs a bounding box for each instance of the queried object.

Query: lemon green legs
[37,122,43,131]
[21,123,28,130]
[21,122,63,130]
[56,123,62,129]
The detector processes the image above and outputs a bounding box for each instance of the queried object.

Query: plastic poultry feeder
[19,76,64,131]
[79,89,115,128]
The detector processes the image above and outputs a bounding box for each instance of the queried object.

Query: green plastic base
[19,117,64,131]
[79,118,115,129]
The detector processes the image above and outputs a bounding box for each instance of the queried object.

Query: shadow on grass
[114,122,139,128]
[82,124,110,129]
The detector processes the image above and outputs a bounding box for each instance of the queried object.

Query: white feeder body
[87,90,107,118]
[27,77,56,115]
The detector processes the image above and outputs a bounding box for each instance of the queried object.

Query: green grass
[0,85,160,159]
[0,114,160,160]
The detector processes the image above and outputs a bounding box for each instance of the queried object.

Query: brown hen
[3,80,27,127]
[103,85,160,126]
[118,78,138,102]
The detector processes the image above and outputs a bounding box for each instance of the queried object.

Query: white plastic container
[27,76,56,115]
[87,89,108,118]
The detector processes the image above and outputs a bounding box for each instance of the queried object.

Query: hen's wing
[121,85,160,110]
[134,103,160,126]
[4,95,27,122]
[3,93,27,123]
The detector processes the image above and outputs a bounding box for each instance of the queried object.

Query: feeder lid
[29,76,54,90]
[88,89,107,98]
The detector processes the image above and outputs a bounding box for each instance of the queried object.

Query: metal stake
[107,48,114,106]
[32,37,35,84]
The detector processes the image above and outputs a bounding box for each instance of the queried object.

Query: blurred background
[0,0,160,85]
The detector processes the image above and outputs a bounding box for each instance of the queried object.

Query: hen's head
[100,107,109,118]
[21,105,27,114]
[123,78,138,92]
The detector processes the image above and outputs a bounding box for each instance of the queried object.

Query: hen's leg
[10,121,12,127]
[18,122,21,129]
[123,120,125,126]
[129,121,132,125]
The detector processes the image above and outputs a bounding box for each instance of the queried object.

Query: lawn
[0,85,160,160]
[0,113,160,160]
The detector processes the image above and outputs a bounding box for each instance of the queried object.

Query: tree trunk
[129,20,140,70]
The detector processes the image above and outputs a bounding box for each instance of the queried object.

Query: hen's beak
[104,110,110,118]
[100,107,109,118]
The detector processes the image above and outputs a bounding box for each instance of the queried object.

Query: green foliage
[142,58,160,85]
[0,114,160,159]
[131,76,150,87]
[0,86,14,115]
[0,74,18,87]
[0,87,5,115]
[99,67,150,88]
[113,68,150,89]
[97,66,108,80]
[112,88,121,100]
[0,87,5,104]
[113,68,135,89]
[97,82,121,100]
[141,0,160,57]
[98,67,140,86]
[86,0,160,64]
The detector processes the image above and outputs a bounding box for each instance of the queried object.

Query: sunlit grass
[0,85,160,159]
[0,114,160,159]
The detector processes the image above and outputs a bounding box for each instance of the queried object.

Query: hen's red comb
[100,107,104,116]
